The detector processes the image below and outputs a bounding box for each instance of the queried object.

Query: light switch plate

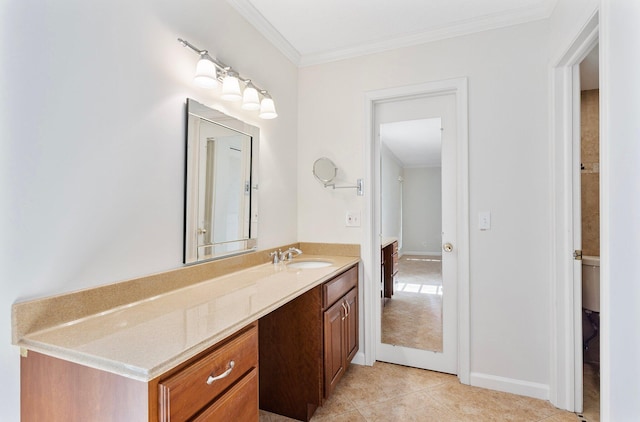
[479,211,491,230]
[345,210,361,227]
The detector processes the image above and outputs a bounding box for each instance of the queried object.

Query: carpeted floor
[381,255,443,351]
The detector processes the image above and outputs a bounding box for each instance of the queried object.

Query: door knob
[443,243,453,252]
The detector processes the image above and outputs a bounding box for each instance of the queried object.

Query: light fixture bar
[178,38,226,72]
[178,38,276,118]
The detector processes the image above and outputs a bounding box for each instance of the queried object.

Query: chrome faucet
[281,247,302,261]
[270,247,303,264]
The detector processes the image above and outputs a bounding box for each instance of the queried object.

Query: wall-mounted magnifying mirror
[312,157,364,196]
[313,157,338,185]
[184,98,259,264]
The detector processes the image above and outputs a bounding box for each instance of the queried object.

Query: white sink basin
[287,260,333,269]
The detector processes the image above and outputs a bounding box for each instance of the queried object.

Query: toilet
[582,256,600,313]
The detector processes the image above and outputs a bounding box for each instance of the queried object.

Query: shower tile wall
[581,89,600,257]
[581,89,600,366]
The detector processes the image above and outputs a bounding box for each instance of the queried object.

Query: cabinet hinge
[573,250,583,260]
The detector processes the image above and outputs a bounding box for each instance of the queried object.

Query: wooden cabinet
[191,369,258,422]
[259,265,359,421]
[322,270,358,398]
[158,323,258,421]
[20,323,258,422]
[382,240,398,305]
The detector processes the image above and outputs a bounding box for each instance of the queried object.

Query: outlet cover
[479,211,491,230]
[345,210,361,227]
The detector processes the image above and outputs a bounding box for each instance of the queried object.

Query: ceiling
[580,45,600,90]
[227,0,559,66]
[381,119,442,168]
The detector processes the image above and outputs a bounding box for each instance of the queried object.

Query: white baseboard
[470,372,549,401]
[400,250,443,257]
[351,351,367,366]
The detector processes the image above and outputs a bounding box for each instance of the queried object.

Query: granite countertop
[381,237,398,248]
[15,255,359,382]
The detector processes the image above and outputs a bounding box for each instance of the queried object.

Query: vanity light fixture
[193,53,218,89]
[241,81,261,110]
[258,91,278,120]
[178,38,278,119]
[221,70,242,101]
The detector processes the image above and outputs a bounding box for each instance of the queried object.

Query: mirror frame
[183,98,259,264]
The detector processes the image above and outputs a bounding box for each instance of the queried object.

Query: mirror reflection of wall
[402,166,442,255]
[184,99,258,264]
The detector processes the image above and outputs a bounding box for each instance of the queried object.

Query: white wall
[402,167,442,255]
[380,144,403,243]
[600,0,640,419]
[298,20,551,396]
[0,0,298,419]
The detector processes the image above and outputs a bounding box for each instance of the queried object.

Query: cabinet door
[323,299,346,398]
[344,288,358,363]
[383,245,393,298]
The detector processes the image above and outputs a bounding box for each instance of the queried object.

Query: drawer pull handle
[206,360,235,385]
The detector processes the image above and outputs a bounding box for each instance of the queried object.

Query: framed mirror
[184,98,258,264]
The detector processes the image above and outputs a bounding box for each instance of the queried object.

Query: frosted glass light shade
[242,85,261,110]
[221,74,242,101]
[193,57,217,88]
[259,97,278,119]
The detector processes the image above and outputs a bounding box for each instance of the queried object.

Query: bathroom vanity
[259,265,358,421]
[21,322,259,421]
[13,247,359,421]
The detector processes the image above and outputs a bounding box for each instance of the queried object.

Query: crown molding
[299,2,557,67]
[228,0,558,68]
[226,0,301,65]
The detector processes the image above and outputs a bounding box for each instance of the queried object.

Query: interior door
[375,93,458,374]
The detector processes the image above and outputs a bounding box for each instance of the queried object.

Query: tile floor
[381,255,443,351]
[580,362,600,421]
[260,361,584,421]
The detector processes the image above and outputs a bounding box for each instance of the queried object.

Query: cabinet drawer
[323,266,357,308]
[392,241,398,254]
[193,368,258,421]
[158,324,258,422]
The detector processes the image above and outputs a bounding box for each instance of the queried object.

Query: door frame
[548,10,599,412]
[362,78,470,384]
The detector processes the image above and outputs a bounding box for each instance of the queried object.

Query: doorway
[549,10,599,414]
[577,44,600,421]
[364,79,470,381]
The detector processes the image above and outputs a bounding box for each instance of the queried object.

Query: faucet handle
[269,250,282,264]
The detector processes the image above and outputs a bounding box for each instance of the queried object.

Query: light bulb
[221,72,242,101]
[193,56,217,89]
